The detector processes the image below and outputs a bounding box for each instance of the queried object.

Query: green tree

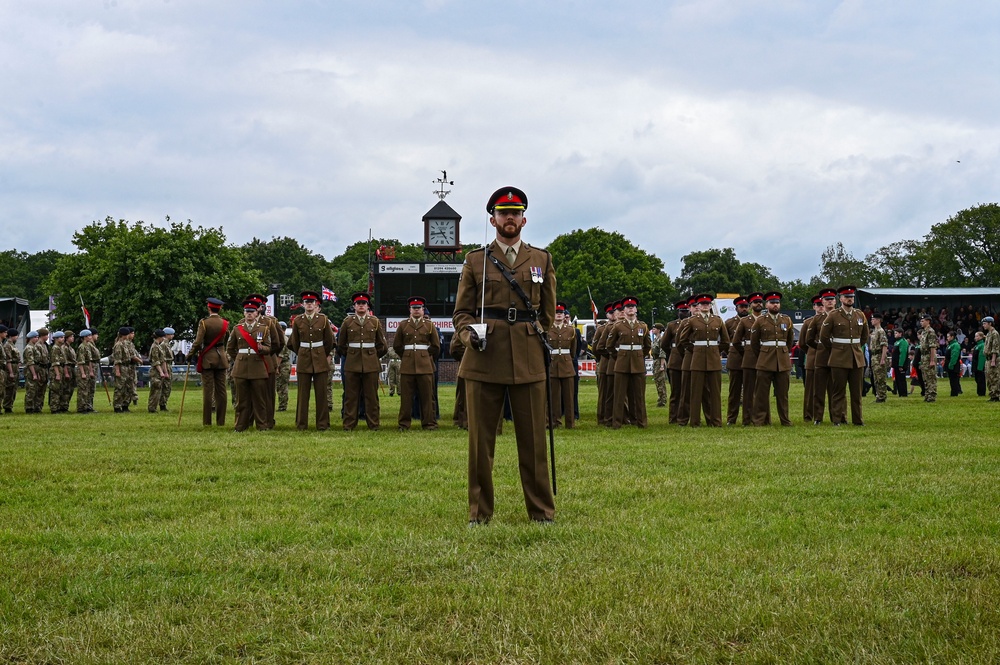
[922,203,1000,286]
[42,217,261,350]
[545,229,675,322]
[0,249,67,308]
[817,242,872,287]
[674,248,780,297]
[326,239,430,321]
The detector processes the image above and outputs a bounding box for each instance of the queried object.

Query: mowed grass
[1,378,999,664]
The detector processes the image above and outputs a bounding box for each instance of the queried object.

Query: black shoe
[160,405,168,412]
[114,407,122,413]
[531,517,555,525]
[277,407,286,411]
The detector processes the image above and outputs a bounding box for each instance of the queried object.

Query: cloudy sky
[2,0,998,282]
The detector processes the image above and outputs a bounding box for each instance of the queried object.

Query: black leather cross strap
[484,247,552,355]
[478,307,536,323]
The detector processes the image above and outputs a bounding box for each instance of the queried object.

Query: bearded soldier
[819,285,870,425]
[750,291,794,426]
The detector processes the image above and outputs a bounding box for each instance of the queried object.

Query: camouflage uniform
[3,337,19,413]
[984,327,1000,401]
[650,331,668,407]
[868,324,889,401]
[62,339,77,412]
[125,337,140,405]
[112,338,134,411]
[385,346,401,396]
[49,340,68,413]
[76,337,100,412]
[276,344,291,411]
[918,326,938,402]
[159,340,173,409]
[22,342,41,412]
[147,339,168,412]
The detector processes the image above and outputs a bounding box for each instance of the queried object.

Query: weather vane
[432,170,454,200]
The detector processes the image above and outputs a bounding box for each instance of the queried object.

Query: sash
[237,324,272,376]
[196,319,229,372]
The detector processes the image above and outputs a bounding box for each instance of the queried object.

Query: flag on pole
[79,294,91,328]
[321,286,337,302]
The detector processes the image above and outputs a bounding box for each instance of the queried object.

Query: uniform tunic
[820,307,870,424]
[869,325,889,401]
[660,318,685,424]
[732,314,763,426]
[678,313,731,427]
[393,316,441,430]
[918,326,939,401]
[547,323,578,428]
[724,314,745,425]
[750,312,794,426]
[593,322,614,426]
[605,318,651,428]
[189,314,230,426]
[227,319,272,431]
[76,339,100,412]
[453,240,556,523]
[289,312,337,430]
[336,313,387,430]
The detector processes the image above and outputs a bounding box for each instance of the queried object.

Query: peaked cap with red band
[613,300,624,311]
[351,292,372,305]
[696,293,714,304]
[408,296,426,307]
[837,285,857,295]
[300,290,321,302]
[604,302,615,314]
[734,296,749,306]
[622,296,639,307]
[206,297,224,310]
[487,186,528,214]
[811,294,824,304]
[674,299,690,310]
[556,302,567,312]
[819,288,837,298]
[764,291,782,302]
[747,292,764,303]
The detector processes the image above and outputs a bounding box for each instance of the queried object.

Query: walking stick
[100,365,113,405]
[177,362,191,426]
[541,333,557,496]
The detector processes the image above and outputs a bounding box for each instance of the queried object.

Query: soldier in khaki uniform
[819,285,870,424]
[809,288,838,424]
[868,312,889,402]
[384,345,401,397]
[276,322,292,411]
[453,186,556,525]
[227,299,274,431]
[724,296,749,425]
[917,313,938,403]
[547,302,578,428]
[2,327,18,413]
[650,323,668,408]
[48,331,68,413]
[732,293,764,426]
[799,295,824,421]
[288,291,337,430]
[147,329,170,412]
[450,333,468,429]
[61,330,77,412]
[606,296,652,428]
[0,326,7,412]
[678,293,730,427]
[677,295,699,425]
[337,292,387,431]
[246,293,285,427]
[983,316,1000,401]
[22,331,41,413]
[189,298,230,426]
[76,329,99,413]
[660,299,689,425]
[750,291,794,426]
[394,296,441,430]
[592,303,614,425]
[31,328,51,413]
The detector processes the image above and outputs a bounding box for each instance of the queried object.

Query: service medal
[530,266,543,283]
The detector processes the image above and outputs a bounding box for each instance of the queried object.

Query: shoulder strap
[485,247,536,316]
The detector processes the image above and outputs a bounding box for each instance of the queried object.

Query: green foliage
[818,242,872,287]
[925,203,1000,286]
[42,217,261,350]
[546,228,675,320]
[675,248,781,297]
[0,249,67,308]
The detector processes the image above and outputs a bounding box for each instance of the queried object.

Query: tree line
[0,203,996,347]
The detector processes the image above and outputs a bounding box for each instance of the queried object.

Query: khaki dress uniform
[394,317,441,430]
[725,315,745,425]
[593,321,614,426]
[227,320,273,431]
[450,334,468,429]
[453,240,556,524]
[677,317,695,425]
[679,313,731,427]
[820,308,870,424]
[606,319,652,428]
[76,338,100,412]
[257,313,284,427]
[732,314,762,426]
[869,325,889,401]
[336,314,387,430]
[189,314,230,426]
[547,323,578,428]
[984,327,1000,400]
[918,326,939,402]
[799,314,818,421]
[289,312,337,430]
[661,318,685,424]
[808,311,833,423]
[750,313,794,425]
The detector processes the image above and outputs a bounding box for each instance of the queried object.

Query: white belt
[617,344,643,351]
[349,342,375,348]
[693,341,719,346]
[237,348,253,354]
[760,341,787,347]
[551,349,571,355]
[831,337,860,345]
[743,340,751,346]
[301,341,325,348]
[405,344,430,351]
[671,343,677,348]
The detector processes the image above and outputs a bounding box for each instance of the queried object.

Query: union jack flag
[321,286,337,302]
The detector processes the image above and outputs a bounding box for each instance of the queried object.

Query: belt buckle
[507,307,517,323]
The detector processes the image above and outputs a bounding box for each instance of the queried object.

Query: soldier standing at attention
[276,321,292,411]
[393,296,441,431]
[983,317,1000,401]
[945,330,963,397]
[724,295,749,425]
[592,303,614,425]
[189,298,230,426]
[147,330,170,412]
[22,330,41,413]
[337,292,387,431]
[120,327,141,408]
[868,312,889,402]
[32,328,51,414]
[61,330,77,412]
[679,293,730,427]
[48,331,68,413]
[227,299,273,431]
[660,299,689,425]
[2,327,17,413]
[0,326,7,412]
[546,301,578,428]
[650,323,668,408]
[676,295,698,426]
[732,293,764,426]
[820,285,870,425]
[917,313,939,403]
[76,329,99,413]
[809,288,838,424]
[606,296,652,429]
[453,186,556,525]
[111,327,134,413]
[288,291,338,430]
[246,294,285,427]
[158,328,175,410]
[750,291,794,426]
[384,345,401,397]
[799,295,824,421]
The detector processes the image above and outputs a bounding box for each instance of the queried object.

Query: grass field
[2,378,999,664]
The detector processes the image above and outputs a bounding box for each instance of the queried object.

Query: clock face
[427,218,457,247]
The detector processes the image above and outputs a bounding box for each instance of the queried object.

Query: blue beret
[26,331,39,339]
[163,327,175,335]
[984,317,995,323]
[52,331,65,339]
[79,329,92,337]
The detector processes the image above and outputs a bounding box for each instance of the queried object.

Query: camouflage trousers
[77,367,96,412]
[276,366,291,410]
[387,362,400,396]
[114,366,134,410]
[0,373,5,412]
[148,373,166,412]
[987,364,1000,400]
[653,367,667,407]
[3,372,18,411]
[920,360,937,401]
[25,368,48,412]
[48,375,71,412]
[161,373,172,407]
[872,360,888,400]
